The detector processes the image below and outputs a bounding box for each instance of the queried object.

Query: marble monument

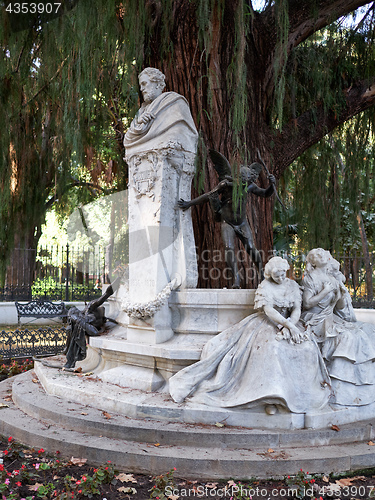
[123,67,198,344]
[34,69,375,432]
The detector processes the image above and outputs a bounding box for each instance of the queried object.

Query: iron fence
[335,253,375,308]
[1,244,105,302]
[0,327,67,359]
[2,244,375,308]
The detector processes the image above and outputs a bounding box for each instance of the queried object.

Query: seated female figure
[169,256,330,413]
[302,248,375,406]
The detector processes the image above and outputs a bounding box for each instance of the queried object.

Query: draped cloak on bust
[124,92,198,159]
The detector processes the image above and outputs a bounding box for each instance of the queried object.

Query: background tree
[121,0,375,287]
[276,113,375,299]
[1,0,375,290]
[0,1,129,289]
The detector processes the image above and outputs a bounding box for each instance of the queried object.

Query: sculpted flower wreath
[121,278,179,319]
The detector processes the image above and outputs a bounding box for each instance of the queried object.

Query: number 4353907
[6,3,62,14]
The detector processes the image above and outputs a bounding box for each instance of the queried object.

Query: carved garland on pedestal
[121,278,179,319]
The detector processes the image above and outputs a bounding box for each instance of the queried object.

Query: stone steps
[2,371,375,479]
[11,371,375,449]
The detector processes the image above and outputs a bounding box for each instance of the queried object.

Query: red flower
[16,481,21,487]
[3,450,8,455]
[310,479,315,483]
[8,436,13,442]
[82,475,87,482]
[76,480,81,485]
[38,448,45,454]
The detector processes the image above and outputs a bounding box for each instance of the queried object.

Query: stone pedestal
[80,289,256,392]
[125,146,197,344]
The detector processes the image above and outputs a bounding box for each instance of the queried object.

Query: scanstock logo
[3,0,79,32]
[67,189,179,281]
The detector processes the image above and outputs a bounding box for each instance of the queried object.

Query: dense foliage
[1,0,375,287]
[0,0,130,282]
[274,13,375,255]
[275,117,375,254]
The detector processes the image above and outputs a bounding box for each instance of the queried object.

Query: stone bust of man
[123,67,198,160]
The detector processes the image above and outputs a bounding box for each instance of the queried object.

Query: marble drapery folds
[124,92,198,158]
[169,276,331,413]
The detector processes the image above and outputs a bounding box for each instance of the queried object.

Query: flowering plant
[0,358,34,378]
[149,467,177,499]
[285,469,316,499]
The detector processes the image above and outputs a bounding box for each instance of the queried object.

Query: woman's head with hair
[305,248,331,274]
[264,256,290,282]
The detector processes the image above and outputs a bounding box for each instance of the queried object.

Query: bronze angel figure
[177,150,276,287]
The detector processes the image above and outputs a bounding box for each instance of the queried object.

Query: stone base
[169,288,256,334]
[82,333,210,390]
[126,323,175,344]
[35,359,375,431]
[7,370,375,480]
[34,359,305,429]
[83,288,256,392]
[35,291,375,432]
[100,365,165,392]
[306,402,375,429]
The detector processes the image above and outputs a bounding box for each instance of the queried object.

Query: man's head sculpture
[138,67,166,104]
[139,67,166,88]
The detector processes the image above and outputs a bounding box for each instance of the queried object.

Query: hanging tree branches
[1,0,375,288]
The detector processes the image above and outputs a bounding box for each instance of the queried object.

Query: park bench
[15,299,68,326]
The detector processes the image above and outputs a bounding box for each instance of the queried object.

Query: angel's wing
[209,149,232,181]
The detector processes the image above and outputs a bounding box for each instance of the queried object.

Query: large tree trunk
[4,226,40,300]
[145,1,276,288]
[138,0,375,288]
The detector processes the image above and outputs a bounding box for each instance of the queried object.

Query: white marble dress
[169,278,331,413]
[302,272,375,406]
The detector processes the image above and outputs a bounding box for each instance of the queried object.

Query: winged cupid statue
[177,150,276,287]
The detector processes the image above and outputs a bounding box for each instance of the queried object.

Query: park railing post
[65,243,69,302]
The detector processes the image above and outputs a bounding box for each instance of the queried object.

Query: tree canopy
[138,0,375,286]
[0,0,129,282]
[1,0,375,288]
[276,117,375,253]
